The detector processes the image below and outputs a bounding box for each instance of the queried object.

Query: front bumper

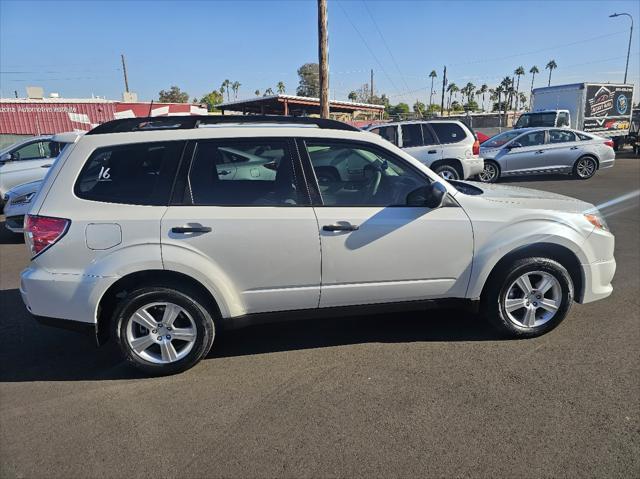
[462,157,484,179]
[579,258,616,303]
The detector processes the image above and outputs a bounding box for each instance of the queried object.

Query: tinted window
[516,113,557,128]
[13,141,42,160]
[189,140,302,206]
[516,131,546,147]
[401,124,423,147]
[577,132,593,141]
[430,123,466,144]
[483,130,521,148]
[75,141,184,205]
[557,112,570,127]
[549,130,576,143]
[41,141,62,158]
[421,124,435,145]
[370,126,398,146]
[305,140,426,206]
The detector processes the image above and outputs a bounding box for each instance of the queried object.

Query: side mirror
[0,153,12,164]
[507,142,523,150]
[407,182,448,209]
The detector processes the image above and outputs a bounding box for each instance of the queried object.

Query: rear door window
[430,123,466,144]
[548,130,576,144]
[401,124,423,147]
[421,124,436,145]
[75,141,185,205]
[370,126,398,146]
[188,139,305,206]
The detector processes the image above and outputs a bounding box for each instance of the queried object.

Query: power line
[337,2,402,98]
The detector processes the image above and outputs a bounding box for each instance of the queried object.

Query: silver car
[478,128,615,183]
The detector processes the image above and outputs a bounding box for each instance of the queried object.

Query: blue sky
[1,0,639,105]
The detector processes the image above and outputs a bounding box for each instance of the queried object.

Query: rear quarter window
[430,123,466,144]
[74,141,185,205]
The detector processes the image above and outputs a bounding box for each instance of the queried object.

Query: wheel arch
[96,270,222,345]
[431,158,463,178]
[477,242,584,304]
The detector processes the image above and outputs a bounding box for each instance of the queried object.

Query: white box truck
[515,82,634,148]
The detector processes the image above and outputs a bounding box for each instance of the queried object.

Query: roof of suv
[365,119,470,130]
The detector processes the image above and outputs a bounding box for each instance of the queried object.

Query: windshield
[515,112,557,128]
[482,130,522,148]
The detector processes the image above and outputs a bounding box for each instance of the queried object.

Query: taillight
[472,139,480,156]
[24,214,70,258]
[604,139,614,148]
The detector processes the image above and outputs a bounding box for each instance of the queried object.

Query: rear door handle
[535,150,545,154]
[570,146,579,150]
[322,223,359,232]
[427,150,437,154]
[171,225,212,234]
[41,164,52,168]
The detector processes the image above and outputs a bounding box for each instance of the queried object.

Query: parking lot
[1,154,638,478]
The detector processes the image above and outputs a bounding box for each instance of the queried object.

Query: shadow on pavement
[0,221,24,244]
[0,287,502,382]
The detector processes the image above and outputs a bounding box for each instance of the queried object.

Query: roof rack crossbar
[86,115,360,135]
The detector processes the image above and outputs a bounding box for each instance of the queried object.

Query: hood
[464,181,595,214]
[6,180,43,197]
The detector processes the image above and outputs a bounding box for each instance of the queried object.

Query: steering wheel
[363,163,382,199]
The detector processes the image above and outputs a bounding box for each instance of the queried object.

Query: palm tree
[428,70,437,107]
[348,91,357,101]
[231,81,241,99]
[519,92,528,109]
[464,82,476,104]
[546,60,557,86]
[446,83,458,113]
[264,87,274,96]
[529,65,539,108]
[500,76,513,112]
[276,81,286,94]
[254,89,260,96]
[514,66,525,111]
[221,79,231,101]
[479,84,488,111]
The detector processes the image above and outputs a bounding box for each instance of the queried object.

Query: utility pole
[440,66,447,116]
[609,13,633,83]
[370,69,374,102]
[318,0,329,118]
[121,54,130,93]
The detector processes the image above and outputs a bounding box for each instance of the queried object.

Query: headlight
[584,212,608,231]
[11,192,36,205]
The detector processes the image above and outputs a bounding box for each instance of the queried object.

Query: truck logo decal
[616,95,628,115]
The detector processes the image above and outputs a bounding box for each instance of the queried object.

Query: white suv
[20,116,615,375]
[367,120,484,180]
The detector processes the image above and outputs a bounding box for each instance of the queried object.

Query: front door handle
[41,164,52,168]
[427,150,437,154]
[171,225,212,234]
[218,170,232,176]
[535,150,545,154]
[570,146,579,150]
[322,223,359,232]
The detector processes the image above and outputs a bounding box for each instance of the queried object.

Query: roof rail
[86,115,360,135]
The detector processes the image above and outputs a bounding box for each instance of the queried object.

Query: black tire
[433,163,461,181]
[482,257,573,338]
[113,286,215,376]
[573,156,597,180]
[477,160,500,183]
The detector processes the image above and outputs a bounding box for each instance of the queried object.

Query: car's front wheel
[483,257,573,337]
[113,286,216,375]
[477,160,500,183]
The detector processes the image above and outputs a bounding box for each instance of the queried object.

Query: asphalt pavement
[1,154,639,478]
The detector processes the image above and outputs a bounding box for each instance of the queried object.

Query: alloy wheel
[125,302,197,364]
[479,163,498,182]
[503,271,562,328]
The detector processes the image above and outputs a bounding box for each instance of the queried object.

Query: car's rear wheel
[478,160,500,183]
[483,257,573,337]
[433,163,460,181]
[573,156,597,179]
[113,286,215,375]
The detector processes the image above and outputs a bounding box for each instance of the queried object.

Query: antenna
[148,100,154,117]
